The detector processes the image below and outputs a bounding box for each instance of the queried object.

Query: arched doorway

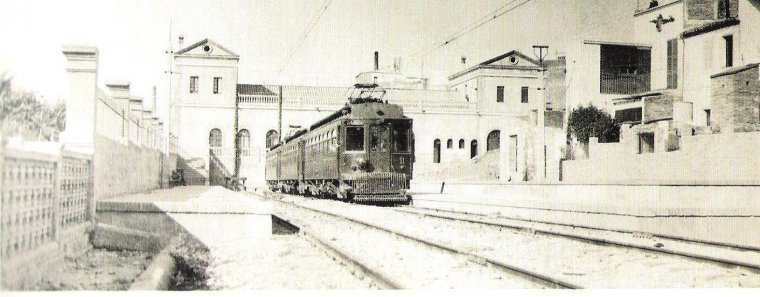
[209,128,222,153]
[433,139,441,163]
[487,130,500,151]
[266,130,279,149]
[470,140,478,158]
[237,129,250,156]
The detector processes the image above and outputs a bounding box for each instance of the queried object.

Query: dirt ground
[34,247,152,290]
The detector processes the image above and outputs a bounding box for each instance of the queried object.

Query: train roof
[267,84,409,150]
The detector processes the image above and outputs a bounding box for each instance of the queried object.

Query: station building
[167,39,566,186]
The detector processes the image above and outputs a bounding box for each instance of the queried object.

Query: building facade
[169,39,566,186]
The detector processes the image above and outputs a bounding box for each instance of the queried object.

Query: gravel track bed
[399,205,760,269]
[274,200,551,289]
[282,196,760,288]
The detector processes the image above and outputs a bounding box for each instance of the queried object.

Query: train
[265,84,414,204]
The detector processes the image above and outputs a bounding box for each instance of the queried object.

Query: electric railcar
[265,84,413,204]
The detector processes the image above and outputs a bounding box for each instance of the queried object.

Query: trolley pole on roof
[278,85,283,144]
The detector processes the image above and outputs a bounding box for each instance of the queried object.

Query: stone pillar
[105,81,131,113]
[130,96,144,119]
[60,45,98,155]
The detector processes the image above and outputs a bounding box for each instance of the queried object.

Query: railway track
[267,194,760,288]
[267,195,580,289]
[395,205,760,271]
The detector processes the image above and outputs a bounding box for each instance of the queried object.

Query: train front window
[393,122,410,152]
[370,125,389,152]
[346,126,365,151]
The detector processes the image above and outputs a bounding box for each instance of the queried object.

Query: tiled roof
[236,84,278,96]
[682,18,740,38]
[237,84,463,105]
[709,63,759,79]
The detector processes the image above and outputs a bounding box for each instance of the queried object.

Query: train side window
[392,123,409,152]
[370,125,389,152]
[346,126,365,151]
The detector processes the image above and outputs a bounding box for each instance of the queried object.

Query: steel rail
[270,198,583,289]
[395,206,760,271]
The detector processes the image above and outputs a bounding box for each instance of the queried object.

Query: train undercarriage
[268,175,412,205]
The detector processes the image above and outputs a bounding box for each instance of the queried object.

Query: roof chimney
[178,35,185,48]
[374,51,379,71]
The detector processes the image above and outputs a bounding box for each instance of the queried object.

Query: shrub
[567,104,619,144]
[1,74,65,141]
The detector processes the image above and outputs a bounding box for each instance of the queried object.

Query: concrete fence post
[52,147,63,241]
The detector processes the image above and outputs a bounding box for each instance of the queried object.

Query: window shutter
[667,39,678,89]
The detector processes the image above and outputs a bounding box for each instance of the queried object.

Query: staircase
[181,157,209,185]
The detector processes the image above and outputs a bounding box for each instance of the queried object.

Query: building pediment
[448,50,541,81]
[174,38,239,59]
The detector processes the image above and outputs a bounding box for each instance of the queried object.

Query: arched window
[458,139,465,149]
[433,139,441,164]
[446,139,453,149]
[470,140,478,158]
[209,128,222,147]
[487,130,500,151]
[266,130,279,149]
[237,129,250,156]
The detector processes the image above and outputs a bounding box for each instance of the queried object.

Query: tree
[1,74,66,141]
[567,104,619,144]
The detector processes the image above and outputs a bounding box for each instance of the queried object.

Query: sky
[0,0,636,122]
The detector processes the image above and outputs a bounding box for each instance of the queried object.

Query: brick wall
[643,93,676,122]
[685,0,716,20]
[710,64,760,133]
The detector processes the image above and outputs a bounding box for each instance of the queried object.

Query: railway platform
[409,181,760,250]
[95,186,374,289]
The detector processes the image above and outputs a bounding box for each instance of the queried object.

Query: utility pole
[278,85,283,144]
[162,19,174,188]
[533,45,549,182]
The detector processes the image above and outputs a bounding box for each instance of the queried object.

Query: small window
[190,76,199,93]
[724,35,733,67]
[433,139,441,163]
[370,125,389,152]
[446,139,453,149]
[521,87,529,103]
[346,126,365,151]
[213,77,221,94]
[705,109,711,126]
[458,139,465,149]
[496,86,504,103]
[392,122,410,152]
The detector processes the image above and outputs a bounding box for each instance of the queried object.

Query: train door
[298,140,305,181]
[368,122,390,172]
[391,120,413,176]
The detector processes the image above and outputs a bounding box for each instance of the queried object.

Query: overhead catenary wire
[271,0,334,83]
[379,0,534,72]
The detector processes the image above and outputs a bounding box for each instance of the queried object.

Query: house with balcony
[562,0,760,184]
